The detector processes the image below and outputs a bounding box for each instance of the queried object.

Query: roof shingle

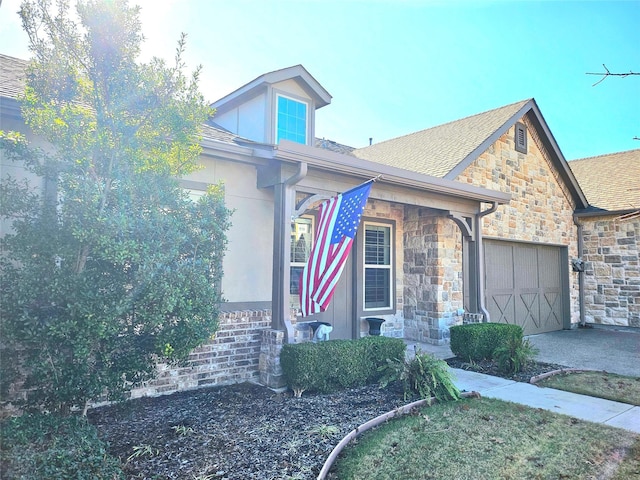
[570,149,640,212]
[352,100,531,178]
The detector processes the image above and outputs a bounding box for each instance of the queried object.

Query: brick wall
[128,310,271,399]
[580,215,640,327]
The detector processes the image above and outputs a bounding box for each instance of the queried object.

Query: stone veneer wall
[403,207,463,344]
[455,119,581,326]
[580,215,640,327]
[359,199,406,338]
[128,310,271,399]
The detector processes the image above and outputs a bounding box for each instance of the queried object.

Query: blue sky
[1,0,638,160]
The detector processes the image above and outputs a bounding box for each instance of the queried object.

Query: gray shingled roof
[0,53,28,101]
[352,99,531,178]
[0,53,247,147]
[314,137,355,155]
[570,149,640,212]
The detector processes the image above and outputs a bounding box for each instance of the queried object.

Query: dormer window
[276,94,308,144]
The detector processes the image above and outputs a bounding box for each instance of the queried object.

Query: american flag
[299,180,373,317]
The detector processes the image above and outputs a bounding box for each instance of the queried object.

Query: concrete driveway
[527,326,640,377]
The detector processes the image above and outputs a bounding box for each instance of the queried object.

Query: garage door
[484,240,567,335]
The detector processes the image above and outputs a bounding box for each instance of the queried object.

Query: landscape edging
[316,391,480,480]
[529,368,605,385]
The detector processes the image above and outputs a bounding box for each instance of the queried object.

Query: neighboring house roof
[211,64,332,113]
[352,98,589,209]
[570,149,640,213]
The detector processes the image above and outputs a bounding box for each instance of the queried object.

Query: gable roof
[353,99,530,178]
[211,64,332,113]
[570,149,640,213]
[352,98,588,209]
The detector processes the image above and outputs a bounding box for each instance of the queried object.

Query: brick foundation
[128,310,271,399]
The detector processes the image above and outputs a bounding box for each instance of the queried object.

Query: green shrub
[494,337,539,374]
[281,336,406,396]
[379,353,461,402]
[450,323,523,361]
[0,413,123,479]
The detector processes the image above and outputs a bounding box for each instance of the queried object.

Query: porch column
[269,163,308,338]
[271,180,296,340]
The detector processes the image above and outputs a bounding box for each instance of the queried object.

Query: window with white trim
[276,94,308,145]
[290,216,313,301]
[363,222,393,310]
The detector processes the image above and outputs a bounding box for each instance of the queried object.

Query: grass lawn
[537,371,640,406]
[333,397,639,480]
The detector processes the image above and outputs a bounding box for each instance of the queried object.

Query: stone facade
[580,215,640,327]
[456,120,581,326]
[403,208,464,344]
[358,198,406,338]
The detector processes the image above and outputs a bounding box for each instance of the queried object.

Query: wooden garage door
[484,240,565,335]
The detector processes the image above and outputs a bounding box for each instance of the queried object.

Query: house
[1,53,634,399]
[570,150,640,328]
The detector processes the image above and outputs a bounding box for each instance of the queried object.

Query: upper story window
[276,94,308,145]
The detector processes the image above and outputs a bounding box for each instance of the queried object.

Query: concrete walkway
[451,367,640,434]
[403,330,640,434]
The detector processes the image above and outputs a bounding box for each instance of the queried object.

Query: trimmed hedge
[281,336,406,395]
[450,323,523,361]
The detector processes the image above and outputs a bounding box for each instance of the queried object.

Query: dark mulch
[445,357,569,383]
[89,358,567,480]
[89,382,406,480]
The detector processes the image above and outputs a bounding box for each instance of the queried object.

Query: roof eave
[211,65,332,112]
[274,140,511,205]
[445,99,589,210]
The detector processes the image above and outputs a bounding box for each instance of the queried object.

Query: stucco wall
[456,120,581,326]
[580,215,639,327]
[183,158,274,304]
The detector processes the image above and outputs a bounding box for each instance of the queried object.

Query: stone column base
[259,329,287,389]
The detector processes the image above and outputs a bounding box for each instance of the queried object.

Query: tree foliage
[0,0,231,414]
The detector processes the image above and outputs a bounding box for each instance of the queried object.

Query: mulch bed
[444,357,569,384]
[89,358,567,480]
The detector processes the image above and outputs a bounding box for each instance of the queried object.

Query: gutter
[476,202,499,322]
[573,214,586,327]
[274,141,511,206]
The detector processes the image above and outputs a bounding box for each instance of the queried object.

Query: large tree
[0,0,231,414]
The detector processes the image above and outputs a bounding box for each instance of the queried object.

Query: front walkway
[403,337,640,434]
[452,368,640,434]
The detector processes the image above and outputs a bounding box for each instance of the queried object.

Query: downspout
[573,214,586,327]
[272,162,307,344]
[476,202,498,322]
